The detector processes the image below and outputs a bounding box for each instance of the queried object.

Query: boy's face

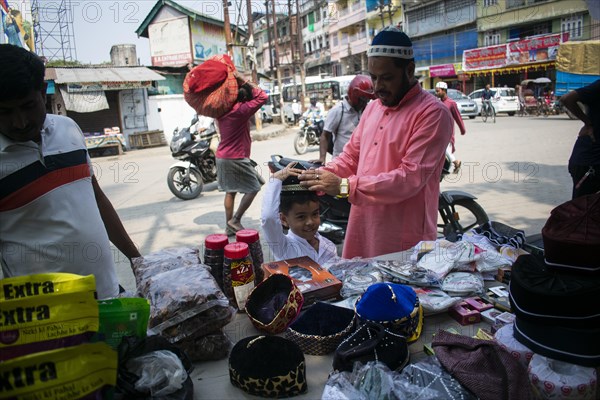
[0,89,47,143]
[280,200,321,242]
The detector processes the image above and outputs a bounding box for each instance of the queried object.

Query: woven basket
[285,303,356,355]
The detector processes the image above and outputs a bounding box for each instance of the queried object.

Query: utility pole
[265,0,274,77]
[289,0,297,102]
[246,0,262,130]
[296,0,306,112]
[223,0,234,57]
[377,0,386,28]
[271,0,287,125]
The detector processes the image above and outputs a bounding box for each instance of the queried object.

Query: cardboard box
[262,256,342,307]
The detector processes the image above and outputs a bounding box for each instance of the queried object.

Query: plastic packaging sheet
[374,260,441,287]
[441,272,485,297]
[397,357,477,400]
[126,350,188,397]
[414,241,482,281]
[322,361,440,400]
[414,288,462,315]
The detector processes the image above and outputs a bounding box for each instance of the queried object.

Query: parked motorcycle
[167,115,218,200]
[294,111,324,155]
[268,155,489,244]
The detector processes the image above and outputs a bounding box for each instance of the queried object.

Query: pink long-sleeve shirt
[441,97,466,153]
[216,87,267,159]
[325,83,453,258]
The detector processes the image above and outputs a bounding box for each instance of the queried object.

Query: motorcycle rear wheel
[440,198,489,239]
[167,167,203,200]
[294,131,309,155]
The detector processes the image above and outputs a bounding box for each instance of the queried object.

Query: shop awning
[49,67,165,84]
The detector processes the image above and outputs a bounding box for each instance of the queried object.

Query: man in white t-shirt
[0,44,141,299]
[311,75,375,164]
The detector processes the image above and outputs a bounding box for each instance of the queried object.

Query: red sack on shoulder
[183,54,239,118]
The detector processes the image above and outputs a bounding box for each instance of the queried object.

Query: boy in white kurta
[261,163,339,266]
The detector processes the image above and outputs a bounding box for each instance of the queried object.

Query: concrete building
[402,0,478,91]
[300,0,333,76]
[465,0,595,89]
[329,0,369,75]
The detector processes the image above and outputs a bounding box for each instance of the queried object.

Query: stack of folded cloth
[509,193,600,368]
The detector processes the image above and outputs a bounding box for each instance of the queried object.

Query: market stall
[85,127,128,156]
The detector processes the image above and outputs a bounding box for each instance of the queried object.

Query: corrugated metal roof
[50,67,165,84]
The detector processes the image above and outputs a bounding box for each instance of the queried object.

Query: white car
[468,87,519,116]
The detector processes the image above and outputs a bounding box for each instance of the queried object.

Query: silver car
[427,88,478,119]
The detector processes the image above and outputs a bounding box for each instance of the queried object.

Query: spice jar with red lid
[223,242,255,310]
[203,234,229,290]
[235,229,264,284]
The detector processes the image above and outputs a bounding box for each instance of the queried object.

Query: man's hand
[298,168,342,196]
[579,124,595,142]
[308,157,325,164]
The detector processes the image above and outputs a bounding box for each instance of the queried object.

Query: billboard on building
[190,20,244,69]
[1,0,35,52]
[463,33,568,72]
[149,16,192,67]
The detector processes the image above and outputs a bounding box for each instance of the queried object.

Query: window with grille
[484,30,501,46]
[505,0,525,9]
[562,15,583,39]
[483,0,498,6]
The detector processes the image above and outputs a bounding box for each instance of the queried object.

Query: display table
[190,250,500,399]
[85,134,126,156]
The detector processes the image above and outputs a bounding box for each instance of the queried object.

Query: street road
[94,113,579,290]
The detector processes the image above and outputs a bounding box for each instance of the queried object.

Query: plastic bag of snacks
[142,265,233,342]
[0,273,99,361]
[131,247,201,295]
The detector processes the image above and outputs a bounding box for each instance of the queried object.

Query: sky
[72,0,235,65]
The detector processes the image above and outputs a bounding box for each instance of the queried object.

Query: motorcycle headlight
[299,119,306,128]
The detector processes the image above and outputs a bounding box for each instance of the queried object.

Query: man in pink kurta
[299,27,452,258]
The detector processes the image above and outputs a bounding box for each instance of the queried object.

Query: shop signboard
[149,17,192,67]
[430,64,456,78]
[463,44,507,71]
[463,33,569,72]
[506,33,568,65]
[1,0,35,52]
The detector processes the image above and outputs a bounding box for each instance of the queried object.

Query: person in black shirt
[560,79,600,198]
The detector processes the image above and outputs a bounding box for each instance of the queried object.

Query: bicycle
[481,99,496,123]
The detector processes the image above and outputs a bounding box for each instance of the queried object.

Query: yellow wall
[477,0,588,31]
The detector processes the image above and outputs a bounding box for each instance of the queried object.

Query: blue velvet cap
[355,282,423,342]
[368,26,414,59]
[356,283,417,321]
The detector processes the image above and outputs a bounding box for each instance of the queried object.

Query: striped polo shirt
[0,114,119,299]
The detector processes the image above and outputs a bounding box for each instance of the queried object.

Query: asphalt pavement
[91,114,579,291]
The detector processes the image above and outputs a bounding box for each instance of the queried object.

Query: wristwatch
[337,178,349,198]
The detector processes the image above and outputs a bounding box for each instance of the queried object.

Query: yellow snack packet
[0,273,96,301]
[0,342,117,400]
